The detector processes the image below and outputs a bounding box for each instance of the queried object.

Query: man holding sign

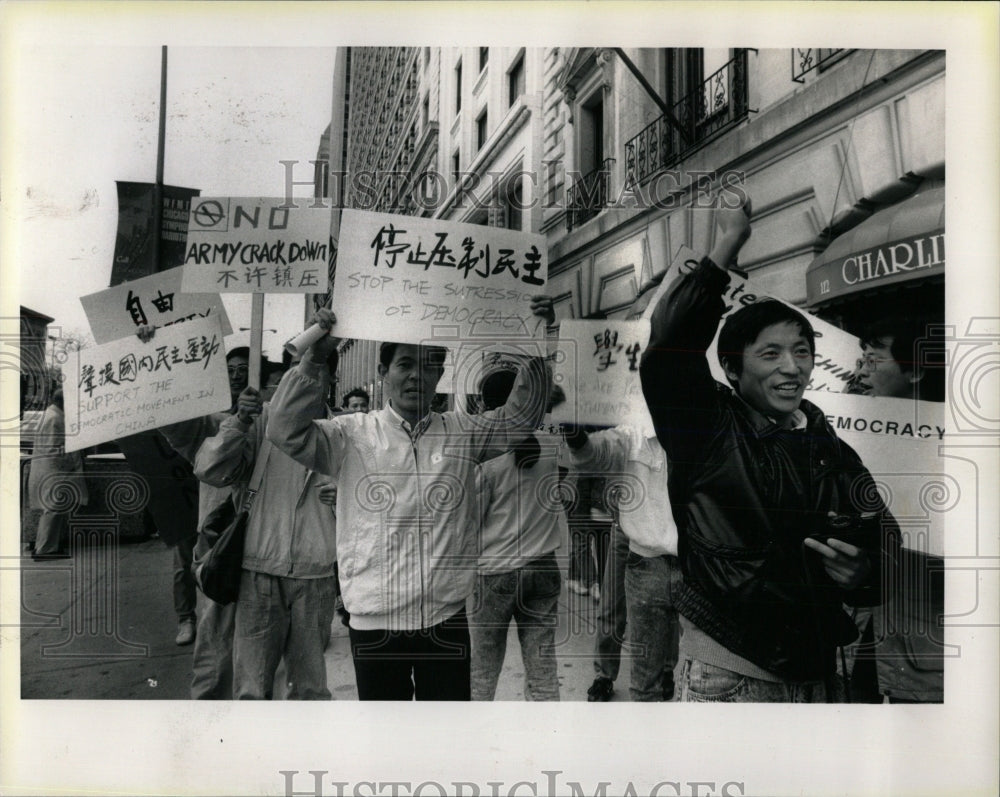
[266,299,554,700]
[640,198,899,702]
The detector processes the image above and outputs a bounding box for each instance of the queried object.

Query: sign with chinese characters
[549,318,653,434]
[334,209,548,345]
[81,265,232,344]
[181,197,333,293]
[63,314,230,452]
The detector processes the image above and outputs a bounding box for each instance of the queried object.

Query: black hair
[859,317,945,402]
[717,299,816,383]
[479,369,518,411]
[378,341,447,370]
[342,387,370,407]
[226,346,250,362]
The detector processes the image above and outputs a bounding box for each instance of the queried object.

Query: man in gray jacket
[195,356,338,699]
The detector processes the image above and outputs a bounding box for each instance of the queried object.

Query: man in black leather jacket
[640,198,899,702]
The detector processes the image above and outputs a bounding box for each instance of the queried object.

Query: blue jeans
[190,596,235,700]
[234,570,336,700]
[625,553,681,701]
[593,524,629,681]
[676,659,830,703]
[469,553,561,701]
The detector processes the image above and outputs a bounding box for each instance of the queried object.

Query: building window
[479,47,489,72]
[624,48,750,185]
[452,150,461,185]
[508,54,525,107]
[476,109,488,151]
[568,88,613,231]
[455,60,463,113]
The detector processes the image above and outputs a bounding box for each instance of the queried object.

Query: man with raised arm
[640,197,899,702]
[266,298,554,700]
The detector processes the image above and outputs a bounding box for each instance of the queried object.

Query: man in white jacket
[266,301,553,700]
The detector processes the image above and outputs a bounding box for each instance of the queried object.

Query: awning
[806,184,945,306]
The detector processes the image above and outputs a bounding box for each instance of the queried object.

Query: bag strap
[242,439,273,513]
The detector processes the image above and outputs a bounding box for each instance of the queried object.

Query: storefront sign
[181,197,333,293]
[334,209,548,345]
[807,230,945,304]
[81,265,232,344]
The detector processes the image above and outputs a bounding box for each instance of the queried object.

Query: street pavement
[19,537,634,701]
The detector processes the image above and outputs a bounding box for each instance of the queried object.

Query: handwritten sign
[63,315,230,452]
[181,197,332,293]
[80,265,232,344]
[549,319,654,434]
[809,390,948,556]
[334,209,548,344]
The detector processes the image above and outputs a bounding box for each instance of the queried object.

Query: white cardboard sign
[334,209,548,345]
[181,197,332,293]
[80,265,232,344]
[63,314,231,452]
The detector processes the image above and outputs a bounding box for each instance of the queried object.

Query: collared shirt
[266,356,549,631]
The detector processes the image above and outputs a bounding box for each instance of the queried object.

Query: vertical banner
[110,181,200,285]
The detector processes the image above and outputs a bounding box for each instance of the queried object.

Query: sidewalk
[19,538,634,701]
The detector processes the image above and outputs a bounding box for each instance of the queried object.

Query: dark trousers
[594,523,629,680]
[173,533,197,623]
[348,610,472,701]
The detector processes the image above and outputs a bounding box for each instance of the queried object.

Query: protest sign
[181,197,333,293]
[549,318,653,434]
[81,265,232,344]
[63,314,230,452]
[807,390,948,556]
[334,208,548,345]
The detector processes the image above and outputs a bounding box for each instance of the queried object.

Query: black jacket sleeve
[640,257,731,467]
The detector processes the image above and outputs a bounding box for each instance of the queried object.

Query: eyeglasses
[227,366,249,377]
[856,352,884,372]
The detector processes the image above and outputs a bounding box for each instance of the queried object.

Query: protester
[468,367,565,701]
[850,319,946,703]
[28,388,88,560]
[640,197,899,702]
[569,273,680,703]
[341,387,370,412]
[136,328,254,697]
[195,356,339,700]
[856,317,945,402]
[266,299,553,700]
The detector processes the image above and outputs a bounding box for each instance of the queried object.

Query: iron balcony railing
[624,49,750,185]
[567,158,615,231]
[791,48,848,82]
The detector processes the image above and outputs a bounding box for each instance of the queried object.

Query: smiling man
[640,198,899,703]
[266,300,554,700]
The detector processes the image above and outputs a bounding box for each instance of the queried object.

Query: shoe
[590,583,602,602]
[567,579,589,595]
[587,676,614,702]
[31,551,71,561]
[175,619,196,646]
